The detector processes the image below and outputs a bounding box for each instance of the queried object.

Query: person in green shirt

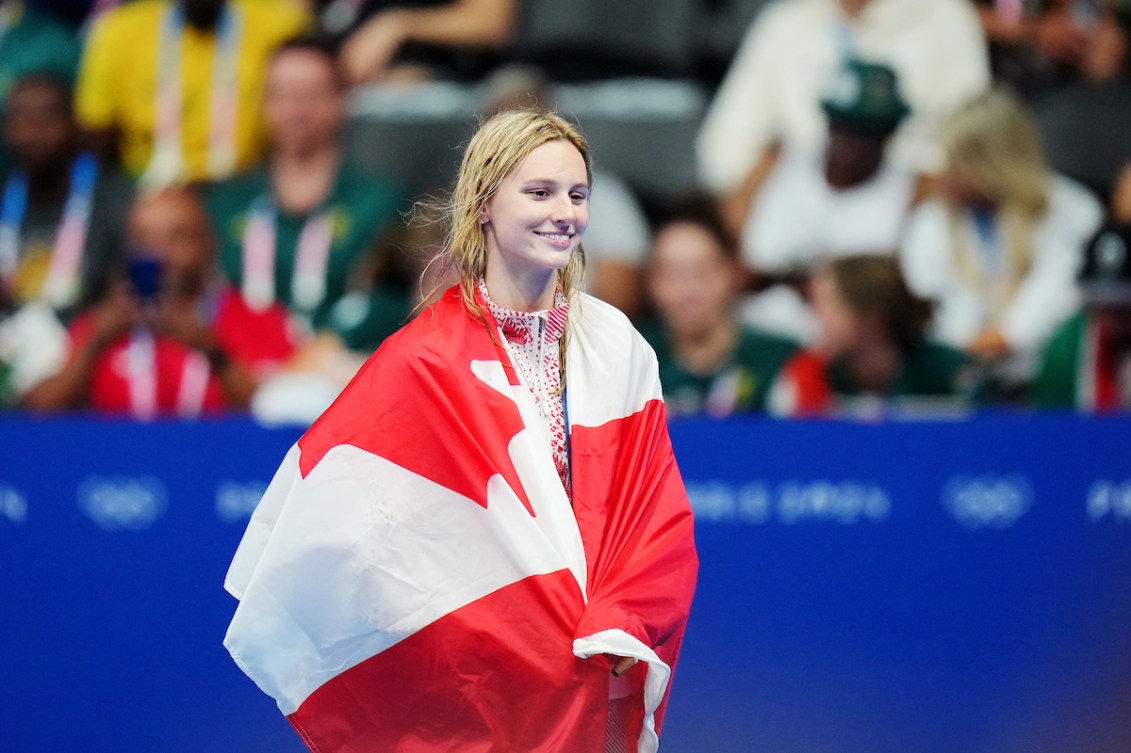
[206,34,405,329]
[643,199,798,417]
[1032,223,1131,411]
[769,255,980,417]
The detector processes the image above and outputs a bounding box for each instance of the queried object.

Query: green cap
[820,59,910,134]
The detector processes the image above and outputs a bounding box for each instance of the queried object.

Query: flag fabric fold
[224,286,698,752]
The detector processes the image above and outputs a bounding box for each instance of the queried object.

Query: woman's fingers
[611,655,637,677]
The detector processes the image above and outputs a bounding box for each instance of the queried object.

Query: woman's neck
[270,144,340,214]
[483,261,558,312]
[844,335,902,393]
[672,319,738,377]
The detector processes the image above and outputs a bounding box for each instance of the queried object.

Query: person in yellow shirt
[76,0,308,187]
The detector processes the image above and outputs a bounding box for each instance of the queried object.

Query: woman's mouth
[535,231,574,248]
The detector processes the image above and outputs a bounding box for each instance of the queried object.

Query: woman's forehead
[507,140,588,184]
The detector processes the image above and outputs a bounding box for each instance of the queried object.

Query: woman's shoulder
[573,293,654,358]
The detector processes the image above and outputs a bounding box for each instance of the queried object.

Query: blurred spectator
[642,200,797,417]
[974,0,1129,98]
[1,74,131,317]
[331,0,516,84]
[738,58,918,341]
[770,255,978,416]
[23,186,301,416]
[206,36,405,328]
[1033,223,1131,410]
[900,88,1103,391]
[480,67,652,319]
[76,0,308,187]
[0,0,79,172]
[249,207,445,425]
[696,0,990,228]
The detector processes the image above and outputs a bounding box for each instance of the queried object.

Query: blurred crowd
[1,0,1130,422]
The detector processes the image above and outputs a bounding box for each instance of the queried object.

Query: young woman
[223,111,698,753]
[900,88,1103,390]
[771,255,978,416]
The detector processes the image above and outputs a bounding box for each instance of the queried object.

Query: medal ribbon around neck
[0,152,99,308]
[241,195,335,314]
[143,4,242,187]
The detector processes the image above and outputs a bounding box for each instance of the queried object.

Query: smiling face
[480,139,590,281]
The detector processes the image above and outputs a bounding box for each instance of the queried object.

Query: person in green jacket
[206,35,406,330]
[643,198,798,417]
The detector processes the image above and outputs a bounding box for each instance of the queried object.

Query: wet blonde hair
[942,89,1050,309]
[445,109,591,319]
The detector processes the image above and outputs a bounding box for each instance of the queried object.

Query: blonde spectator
[900,88,1103,391]
[76,0,307,187]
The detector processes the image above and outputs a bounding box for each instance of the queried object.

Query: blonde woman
[900,88,1102,386]
[223,111,698,752]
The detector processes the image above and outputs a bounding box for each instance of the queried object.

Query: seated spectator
[23,186,301,417]
[1,73,131,316]
[76,0,308,187]
[1033,223,1131,410]
[249,206,445,425]
[207,35,405,328]
[332,0,516,85]
[696,0,990,231]
[479,66,652,319]
[642,200,798,417]
[739,58,918,341]
[0,1,80,171]
[900,88,1103,392]
[770,255,978,416]
[974,0,1129,98]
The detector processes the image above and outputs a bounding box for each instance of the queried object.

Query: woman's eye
[529,189,549,198]
[570,193,588,203]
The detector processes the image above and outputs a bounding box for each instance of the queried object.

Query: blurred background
[0,0,1129,750]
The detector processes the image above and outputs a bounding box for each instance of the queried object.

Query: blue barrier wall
[1,413,1129,752]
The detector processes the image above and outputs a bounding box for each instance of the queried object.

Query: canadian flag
[224,288,698,752]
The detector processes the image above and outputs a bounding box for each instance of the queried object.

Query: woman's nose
[550,195,576,224]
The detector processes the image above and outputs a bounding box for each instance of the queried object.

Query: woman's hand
[968,327,1010,361]
[610,655,637,677]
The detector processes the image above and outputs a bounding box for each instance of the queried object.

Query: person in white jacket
[696,0,990,232]
[900,88,1103,389]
